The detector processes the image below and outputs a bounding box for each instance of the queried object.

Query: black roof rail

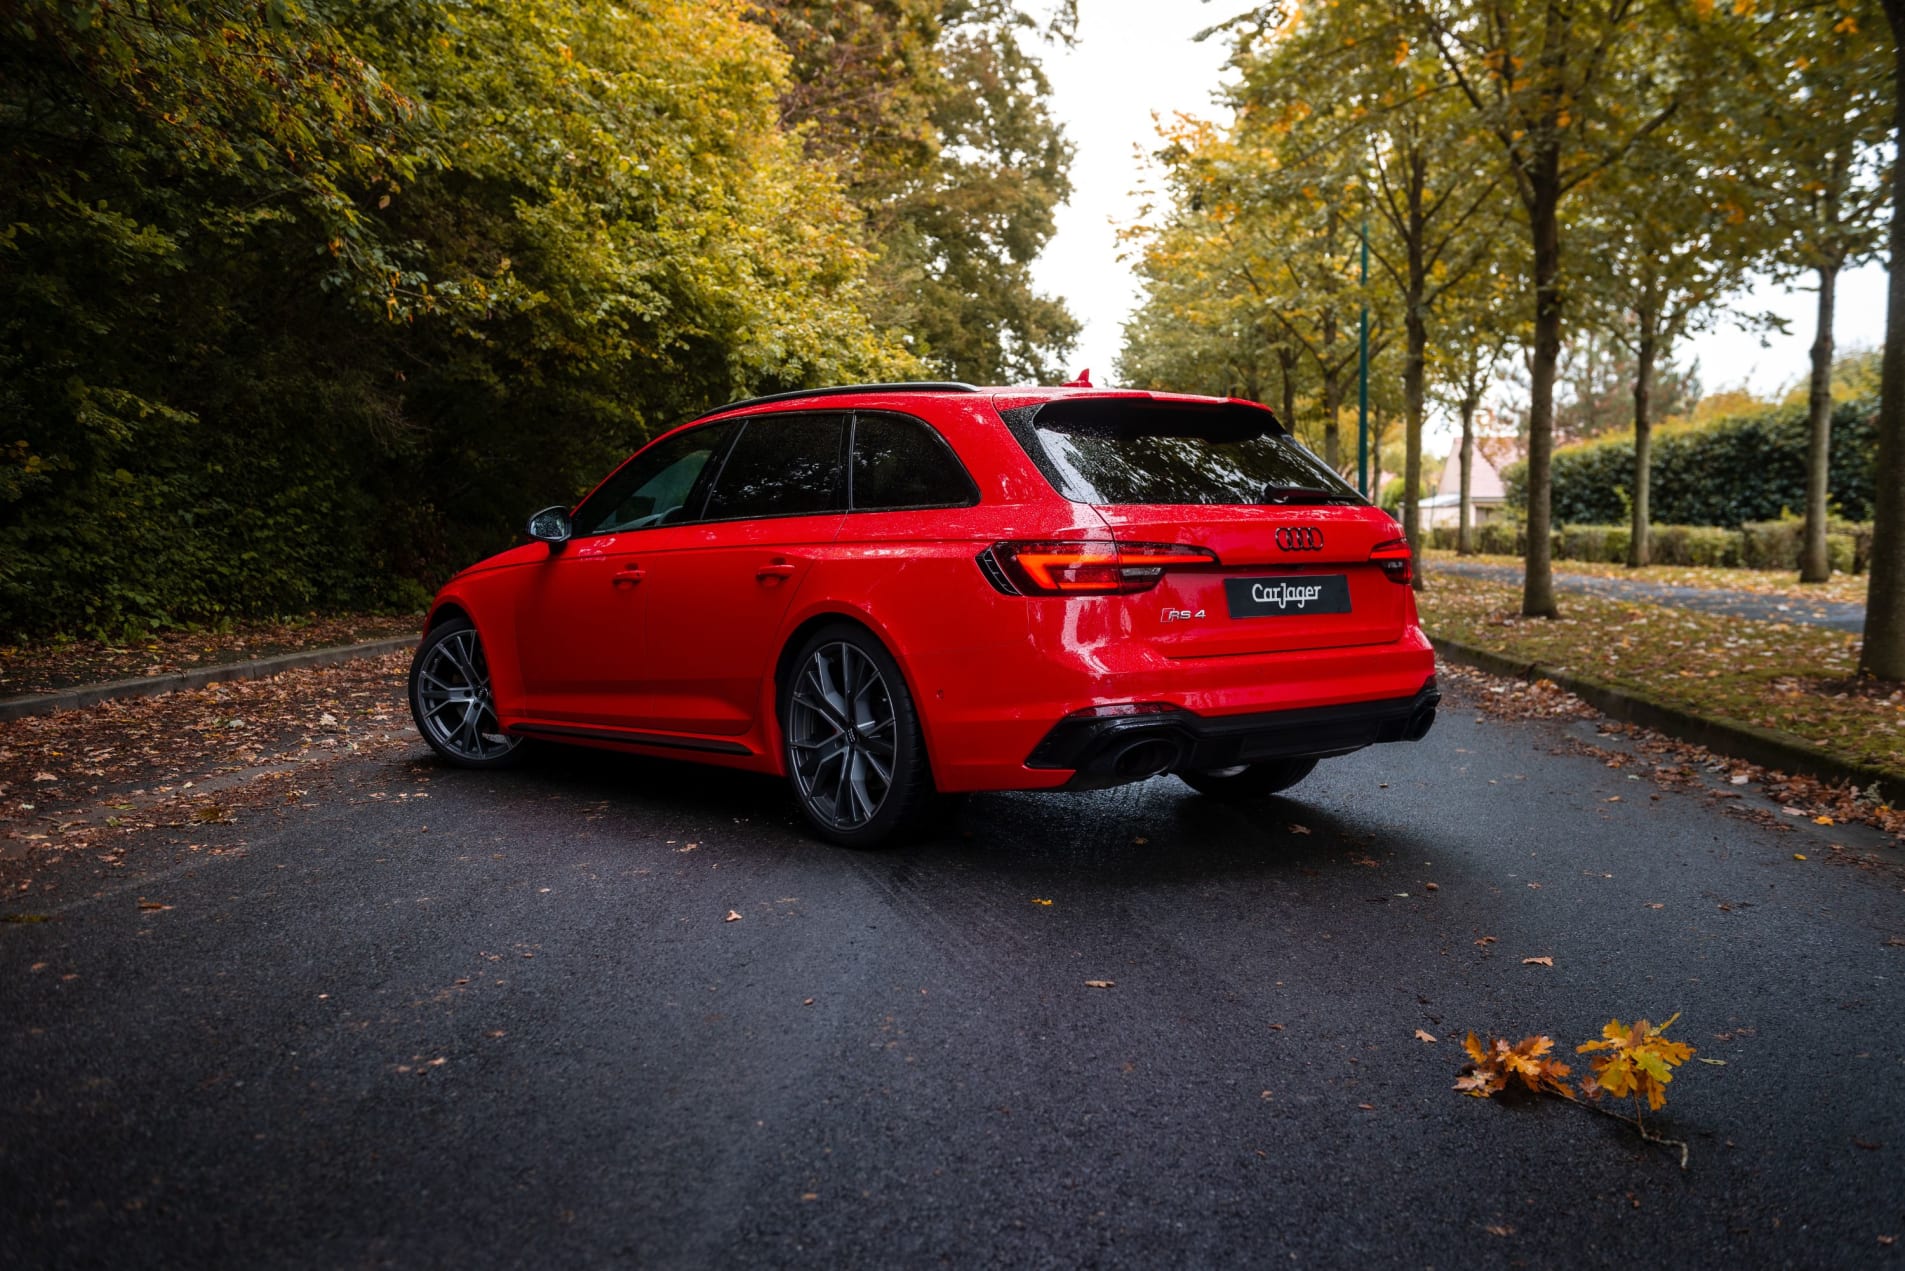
[689,381,981,421]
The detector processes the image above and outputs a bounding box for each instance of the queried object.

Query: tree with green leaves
[1572,94,1755,567]
[0,0,916,636]
[1408,0,1689,617]
[1730,0,1892,583]
[756,0,1081,382]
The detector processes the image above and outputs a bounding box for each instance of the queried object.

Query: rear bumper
[909,625,1437,793]
[1024,678,1441,790]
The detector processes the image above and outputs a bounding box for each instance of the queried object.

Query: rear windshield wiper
[1261,485,1363,505]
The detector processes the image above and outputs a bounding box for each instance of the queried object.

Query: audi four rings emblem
[1275,526,1324,551]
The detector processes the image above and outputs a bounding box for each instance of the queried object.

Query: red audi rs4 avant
[408,383,1439,846]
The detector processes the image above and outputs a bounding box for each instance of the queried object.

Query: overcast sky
[1028,0,1890,446]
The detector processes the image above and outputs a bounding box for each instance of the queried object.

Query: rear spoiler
[1026,393,1286,442]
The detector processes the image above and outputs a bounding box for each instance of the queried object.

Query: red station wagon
[408,383,1439,846]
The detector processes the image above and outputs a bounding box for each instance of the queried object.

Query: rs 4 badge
[1161,608,1206,622]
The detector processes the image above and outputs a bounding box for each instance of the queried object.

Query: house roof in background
[1436,440,1507,501]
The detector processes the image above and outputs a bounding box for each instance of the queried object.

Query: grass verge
[1416,575,1904,786]
[1424,549,1868,606]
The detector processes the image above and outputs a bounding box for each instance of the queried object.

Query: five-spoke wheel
[781,625,932,847]
[409,618,523,768]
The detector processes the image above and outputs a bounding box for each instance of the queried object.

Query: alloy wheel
[413,627,520,762]
[788,641,898,831]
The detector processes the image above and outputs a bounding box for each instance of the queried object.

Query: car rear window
[998,398,1363,507]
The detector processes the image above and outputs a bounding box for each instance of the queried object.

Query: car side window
[849,412,980,511]
[572,421,738,536]
[700,412,847,522]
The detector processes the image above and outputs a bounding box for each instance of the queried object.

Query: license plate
[1224,575,1352,618]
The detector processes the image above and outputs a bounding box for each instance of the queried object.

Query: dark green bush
[1502,399,1878,527]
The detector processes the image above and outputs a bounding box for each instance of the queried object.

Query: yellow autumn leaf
[1577,1013,1695,1113]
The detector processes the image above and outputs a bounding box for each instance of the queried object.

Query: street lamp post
[1357,217,1370,497]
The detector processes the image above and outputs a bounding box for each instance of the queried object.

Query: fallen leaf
[1288,824,1311,835]
[1605,796,1622,803]
[1031,897,1053,906]
[1415,1029,1437,1043]
[1522,956,1554,967]
[1645,903,1665,909]
[318,712,338,726]
[1485,1225,1515,1237]
[802,998,814,1006]
[1424,882,1439,891]
[1813,815,1834,825]
[1854,1138,1881,1151]
[1729,773,1749,785]
[1133,836,1148,845]
[724,910,742,922]
[1793,854,1808,861]
[32,771,56,782]
[1084,980,1115,989]
[1475,935,1497,946]
[800,1192,819,1202]
[136,900,172,912]
[1696,1057,1727,1066]
[1357,1103,1374,1110]
[1578,1013,1695,1112]
[1456,1033,1571,1099]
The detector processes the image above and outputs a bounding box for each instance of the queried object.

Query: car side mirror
[526,506,573,545]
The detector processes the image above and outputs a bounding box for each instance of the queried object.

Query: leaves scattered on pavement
[1,612,419,697]
[1,650,419,895]
[1456,1013,1697,1167]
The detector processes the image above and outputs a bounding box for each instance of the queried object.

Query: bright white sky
[1028,0,1891,445]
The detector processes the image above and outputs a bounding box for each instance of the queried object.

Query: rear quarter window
[849,412,979,511]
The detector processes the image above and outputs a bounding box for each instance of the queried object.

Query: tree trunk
[1522,166,1563,618]
[1321,311,1342,470]
[1403,300,1427,590]
[1800,262,1839,583]
[1458,388,1478,555]
[1627,314,1656,569]
[1278,345,1298,441]
[1864,3,1905,678]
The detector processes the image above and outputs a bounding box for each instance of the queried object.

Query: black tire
[779,622,935,848]
[1177,757,1317,801]
[408,617,527,770]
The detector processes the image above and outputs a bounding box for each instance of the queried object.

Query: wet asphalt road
[1427,560,1868,632]
[2,682,1902,1269]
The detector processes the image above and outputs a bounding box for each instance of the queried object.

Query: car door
[630,411,848,737]
[512,421,739,728]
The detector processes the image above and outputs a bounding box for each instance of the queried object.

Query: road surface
[3,675,1900,1267]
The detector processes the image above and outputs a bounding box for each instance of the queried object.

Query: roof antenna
[1062,368,1092,388]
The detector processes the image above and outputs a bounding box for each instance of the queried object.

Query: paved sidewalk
[1429,559,1866,632]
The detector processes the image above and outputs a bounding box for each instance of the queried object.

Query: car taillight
[980,540,1217,595]
[1369,537,1414,584]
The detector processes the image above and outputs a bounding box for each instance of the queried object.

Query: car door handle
[612,566,645,587]
[756,560,798,580]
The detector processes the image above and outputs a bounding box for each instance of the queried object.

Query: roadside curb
[1429,635,1905,807]
[0,636,417,723]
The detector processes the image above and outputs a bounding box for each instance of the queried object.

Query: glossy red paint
[421,385,1437,797]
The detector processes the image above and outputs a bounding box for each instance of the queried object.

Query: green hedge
[1502,399,1879,527]
[1427,518,1869,572]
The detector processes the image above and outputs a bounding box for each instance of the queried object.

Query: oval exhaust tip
[1112,737,1181,781]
